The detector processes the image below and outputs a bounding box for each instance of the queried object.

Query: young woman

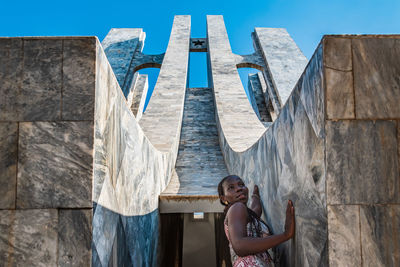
[218,175,295,267]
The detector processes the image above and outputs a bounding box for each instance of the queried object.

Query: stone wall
[324,36,400,267]
[0,37,95,266]
[211,32,400,267]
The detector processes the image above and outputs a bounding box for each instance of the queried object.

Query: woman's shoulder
[226,202,248,218]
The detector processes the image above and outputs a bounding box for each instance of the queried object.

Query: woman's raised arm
[227,200,295,257]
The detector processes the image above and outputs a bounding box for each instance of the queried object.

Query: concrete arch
[235,53,265,71]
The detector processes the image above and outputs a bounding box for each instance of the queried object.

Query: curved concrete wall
[209,21,400,266]
[209,21,326,264]
[92,15,190,266]
[93,40,166,266]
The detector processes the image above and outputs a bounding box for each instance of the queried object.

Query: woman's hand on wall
[284,200,295,240]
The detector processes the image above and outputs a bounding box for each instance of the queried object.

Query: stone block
[327,205,362,267]
[353,38,400,119]
[325,68,355,119]
[326,120,399,204]
[58,209,92,266]
[360,205,400,266]
[62,38,96,120]
[0,122,18,209]
[0,38,23,121]
[0,210,13,264]
[0,209,58,266]
[17,121,93,208]
[323,37,352,71]
[21,39,62,121]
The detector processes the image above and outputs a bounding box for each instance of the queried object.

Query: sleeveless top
[224,217,274,267]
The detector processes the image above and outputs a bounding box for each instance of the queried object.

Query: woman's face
[220,176,249,205]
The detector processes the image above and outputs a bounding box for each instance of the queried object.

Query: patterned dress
[224,217,274,267]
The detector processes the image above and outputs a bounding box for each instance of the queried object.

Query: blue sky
[2,0,399,94]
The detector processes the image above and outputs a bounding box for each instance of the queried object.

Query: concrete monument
[0,15,399,267]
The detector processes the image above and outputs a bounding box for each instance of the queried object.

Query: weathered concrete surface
[327,205,361,267]
[208,15,327,266]
[17,121,93,209]
[63,38,96,120]
[0,37,95,266]
[210,29,400,266]
[1,17,400,267]
[352,37,400,119]
[92,15,191,266]
[247,72,273,125]
[326,120,399,205]
[0,39,62,121]
[0,209,58,267]
[102,28,145,96]
[58,209,92,266]
[325,67,354,119]
[160,87,228,213]
[324,35,400,267]
[128,73,148,121]
[0,122,18,209]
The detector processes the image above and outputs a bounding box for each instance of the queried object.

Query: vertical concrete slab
[0,209,58,267]
[207,15,265,152]
[0,210,13,265]
[62,38,96,120]
[352,37,400,119]
[253,28,308,107]
[326,120,399,205]
[325,68,354,119]
[58,209,92,266]
[17,121,93,209]
[323,37,352,71]
[0,38,23,121]
[102,28,145,95]
[248,73,272,124]
[139,15,191,152]
[323,38,355,120]
[328,205,362,267]
[0,122,18,209]
[129,74,148,121]
[0,38,63,121]
[360,205,400,266]
[21,39,63,121]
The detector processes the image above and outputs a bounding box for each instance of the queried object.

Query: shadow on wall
[92,203,159,267]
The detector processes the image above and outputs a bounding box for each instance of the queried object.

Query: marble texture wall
[324,36,400,267]
[102,28,145,97]
[1,17,399,267]
[208,15,326,264]
[92,15,190,266]
[0,37,95,266]
[208,15,399,267]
